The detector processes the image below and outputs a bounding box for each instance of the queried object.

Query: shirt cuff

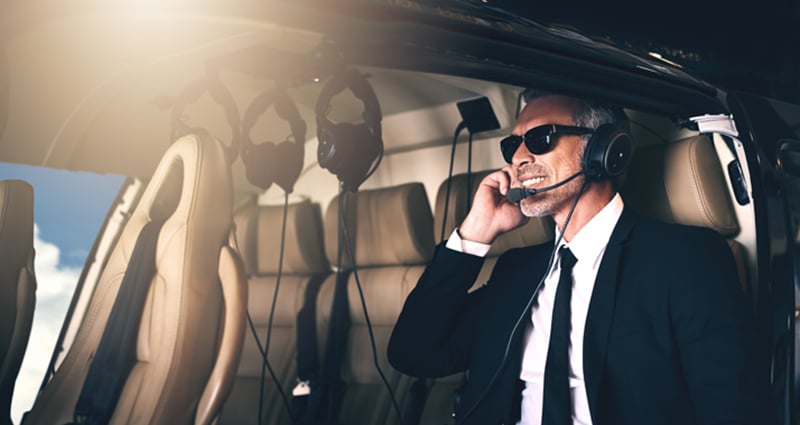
[445,228,491,257]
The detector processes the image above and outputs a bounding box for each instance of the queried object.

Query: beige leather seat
[316,182,435,425]
[220,200,329,425]
[422,170,554,425]
[621,134,748,294]
[0,180,36,425]
[25,134,247,425]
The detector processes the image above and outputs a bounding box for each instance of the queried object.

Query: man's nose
[512,142,535,166]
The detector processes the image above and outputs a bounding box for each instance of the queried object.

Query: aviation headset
[580,120,633,181]
[170,73,240,163]
[241,88,307,193]
[315,68,383,192]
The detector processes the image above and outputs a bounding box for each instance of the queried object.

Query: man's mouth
[522,176,546,187]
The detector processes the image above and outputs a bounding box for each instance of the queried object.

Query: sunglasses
[499,124,594,163]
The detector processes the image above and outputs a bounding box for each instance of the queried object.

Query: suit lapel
[490,245,554,384]
[583,209,636,417]
[504,245,553,359]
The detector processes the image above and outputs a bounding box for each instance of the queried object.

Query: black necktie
[542,246,578,425]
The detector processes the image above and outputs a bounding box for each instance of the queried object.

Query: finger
[497,166,514,195]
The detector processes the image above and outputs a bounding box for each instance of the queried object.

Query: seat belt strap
[321,268,351,376]
[73,220,163,425]
[296,269,351,424]
[291,272,328,422]
[294,272,328,385]
[401,378,430,425]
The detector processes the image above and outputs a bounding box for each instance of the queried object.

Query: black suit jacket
[388,210,768,425]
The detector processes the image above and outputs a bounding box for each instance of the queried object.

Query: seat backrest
[220,200,329,425]
[0,180,36,425]
[621,134,748,293]
[423,170,554,425]
[25,134,246,425]
[317,182,435,425]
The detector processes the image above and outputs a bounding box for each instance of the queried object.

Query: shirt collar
[554,193,624,268]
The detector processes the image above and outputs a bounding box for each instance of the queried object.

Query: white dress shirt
[446,193,624,425]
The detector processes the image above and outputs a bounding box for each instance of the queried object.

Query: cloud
[11,225,81,424]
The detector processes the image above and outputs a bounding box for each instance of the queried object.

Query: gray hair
[521,89,632,188]
[520,88,629,137]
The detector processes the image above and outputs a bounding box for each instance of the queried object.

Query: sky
[0,162,124,424]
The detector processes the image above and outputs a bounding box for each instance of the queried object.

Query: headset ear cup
[319,122,357,172]
[603,132,632,177]
[243,141,277,190]
[272,140,304,193]
[582,123,632,180]
[241,88,307,192]
[316,119,339,170]
[317,122,381,190]
[340,123,380,189]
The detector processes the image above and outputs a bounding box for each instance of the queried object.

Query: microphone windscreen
[506,188,530,203]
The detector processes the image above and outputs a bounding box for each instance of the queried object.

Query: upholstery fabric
[324,183,435,268]
[622,135,739,236]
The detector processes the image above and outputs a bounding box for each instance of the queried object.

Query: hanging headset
[241,88,307,193]
[170,72,240,164]
[315,68,383,192]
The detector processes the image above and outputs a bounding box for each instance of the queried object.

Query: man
[388,93,767,425]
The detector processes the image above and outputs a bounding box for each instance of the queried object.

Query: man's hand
[458,166,529,244]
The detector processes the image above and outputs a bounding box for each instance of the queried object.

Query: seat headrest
[234,200,329,275]
[622,135,739,236]
[130,134,233,230]
[0,179,34,243]
[434,170,554,256]
[324,182,434,268]
[0,179,34,281]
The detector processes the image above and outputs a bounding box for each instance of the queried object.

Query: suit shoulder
[630,215,729,252]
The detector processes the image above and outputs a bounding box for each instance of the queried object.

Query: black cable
[456,179,590,425]
[253,192,296,425]
[338,185,404,424]
[440,121,469,243]
[246,313,294,424]
[361,138,384,188]
[320,189,350,422]
[466,130,474,212]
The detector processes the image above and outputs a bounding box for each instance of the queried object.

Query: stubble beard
[519,171,586,218]
[519,143,587,218]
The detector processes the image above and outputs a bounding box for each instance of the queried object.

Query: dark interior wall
[496,0,800,104]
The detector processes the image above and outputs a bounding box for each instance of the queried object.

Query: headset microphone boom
[505,170,584,203]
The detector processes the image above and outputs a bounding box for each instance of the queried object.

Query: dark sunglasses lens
[500,136,522,163]
[500,126,558,163]
[523,128,552,155]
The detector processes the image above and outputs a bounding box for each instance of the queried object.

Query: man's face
[510,95,587,218]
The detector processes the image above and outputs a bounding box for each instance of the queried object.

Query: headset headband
[242,88,306,149]
[315,68,381,135]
